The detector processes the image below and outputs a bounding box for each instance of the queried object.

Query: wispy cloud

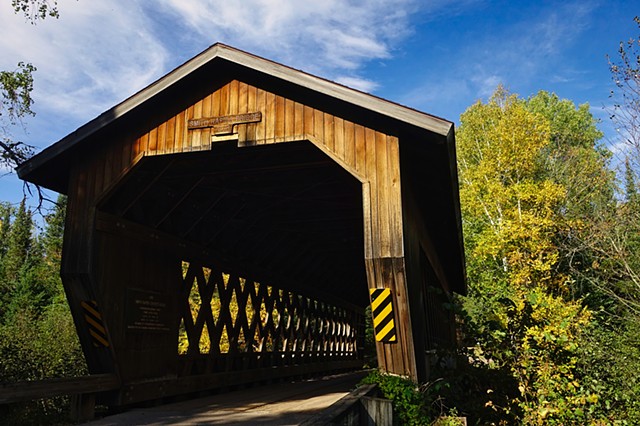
[333,76,379,93]
[399,0,600,116]
[158,0,418,78]
[0,0,475,131]
[0,0,168,125]
[469,2,597,97]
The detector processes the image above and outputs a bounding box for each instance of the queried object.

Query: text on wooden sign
[188,112,262,135]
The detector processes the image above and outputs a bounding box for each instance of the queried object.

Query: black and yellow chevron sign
[80,300,110,348]
[369,288,397,343]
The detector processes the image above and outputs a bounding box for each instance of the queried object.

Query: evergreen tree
[0,202,11,259]
[625,156,638,203]
[4,198,33,283]
[40,195,66,304]
[0,203,12,318]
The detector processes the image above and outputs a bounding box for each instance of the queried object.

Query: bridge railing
[177,260,364,376]
[0,373,120,422]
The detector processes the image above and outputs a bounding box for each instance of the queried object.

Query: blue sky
[0,0,637,208]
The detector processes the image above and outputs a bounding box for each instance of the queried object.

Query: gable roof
[17,43,465,295]
[18,43,453,190]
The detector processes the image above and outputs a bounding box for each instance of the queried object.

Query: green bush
[361,370,465,425]
[0,301,87,424]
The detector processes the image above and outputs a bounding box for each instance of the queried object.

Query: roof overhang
[16,43,465,295]
[18,43,453,192]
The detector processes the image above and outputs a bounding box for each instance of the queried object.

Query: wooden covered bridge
[17,44,466,410]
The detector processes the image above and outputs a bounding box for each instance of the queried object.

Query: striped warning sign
[369,288,397,343]
[80,300,110,348]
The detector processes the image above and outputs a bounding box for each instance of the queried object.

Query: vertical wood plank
[375,131,391,258]
[275,95,285,140]
[166,116,176,154]
[344,120,356,172]
[183,106,194,152]
[212,86,221,117]
[93,149,105,197]
[121,138,132,177]
[313,109,324,144]
[229,80,239,115]
[362,183,374,260]
[294,102,304,137]
[149,127,158,154]
[265,92,276,142]
[157,122,167,154]
[111,137,123,179]
[174,110,185,153]
[364,128,377,257]
[237,82,249,142]
[219,83,230,116]
[392,258,417,378]
[333,117,345,162]
[388,136,403,258]
[132,135,141,158]
[191,101,203,150]
[256,88,266,144]
[103,144,113,189]
[201,94,213,148]
[303,105,314,136]
[283,99,294,141]
[246,84,257,143]
[81,160,96,271]
[323,113,335,152]
[354,124,366,176]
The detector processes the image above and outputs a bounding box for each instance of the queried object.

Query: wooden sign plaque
[188,112,262,135]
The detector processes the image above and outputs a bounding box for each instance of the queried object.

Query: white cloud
[333,76,379,93]
[0,0,167,123]
[472,74,503,98]
[0,0,472,147]
[157,0,418,79]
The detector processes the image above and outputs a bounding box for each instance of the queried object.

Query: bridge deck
[86,371,367,425]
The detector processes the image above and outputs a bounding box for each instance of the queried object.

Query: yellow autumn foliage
[457,88,600,423]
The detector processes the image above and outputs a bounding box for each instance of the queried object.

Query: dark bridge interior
[99,140,368,307]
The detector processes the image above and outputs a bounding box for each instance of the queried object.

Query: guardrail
[0,374,120,422]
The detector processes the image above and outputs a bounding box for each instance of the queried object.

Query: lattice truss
[178,261,361,358]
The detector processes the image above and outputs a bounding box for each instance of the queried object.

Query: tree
[11,0,60,23]
[0,62,35,172]
[457,88,603,423]
[608,16,640,179]
[0,193,87,424]
[0,202,13,316]
[3,198,33,284]
[1,0,64,204]
[624,156,637,202]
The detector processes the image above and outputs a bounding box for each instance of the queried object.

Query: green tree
[0,202,13,316]
[38,194,67,304]
[0,194,87,424]
[0,62,36,171]
[457,88,602,423]
[624,156,637,202]
[4,198,33,284]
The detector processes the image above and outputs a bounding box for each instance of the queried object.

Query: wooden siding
[60,78,417,382]
[132,80,403,260]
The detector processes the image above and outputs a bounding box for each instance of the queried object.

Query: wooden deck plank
[86,372,367,426]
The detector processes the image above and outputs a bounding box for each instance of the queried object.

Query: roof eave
[18,43,452,183]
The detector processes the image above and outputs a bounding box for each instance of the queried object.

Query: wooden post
[70,393,96,422]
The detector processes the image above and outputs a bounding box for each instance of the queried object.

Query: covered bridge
[18,44,466,407]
